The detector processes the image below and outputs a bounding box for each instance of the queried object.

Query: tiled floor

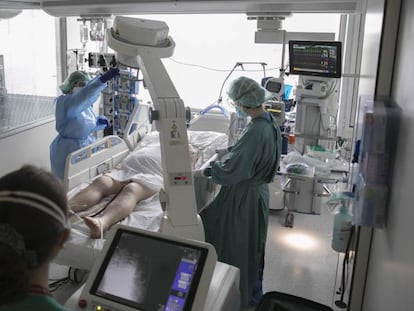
[51,197,352,311]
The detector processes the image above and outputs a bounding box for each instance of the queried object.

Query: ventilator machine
[278,40,347,226]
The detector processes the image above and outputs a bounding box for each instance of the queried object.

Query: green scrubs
[200,112,282,306]
[0,294,70,311]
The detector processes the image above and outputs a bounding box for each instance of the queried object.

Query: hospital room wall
[0,120,56,176]
[359,0,414,310]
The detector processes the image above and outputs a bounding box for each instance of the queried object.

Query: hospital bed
[58,16,242,310]
[54,102,232,270]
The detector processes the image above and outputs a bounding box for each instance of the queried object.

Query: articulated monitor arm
[107,23,204,241]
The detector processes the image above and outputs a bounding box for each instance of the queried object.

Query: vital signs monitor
[288,40,342,78]
[74,224,217,311]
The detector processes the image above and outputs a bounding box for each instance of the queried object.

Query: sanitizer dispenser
[327,193,353,253]
[332,201,353,253]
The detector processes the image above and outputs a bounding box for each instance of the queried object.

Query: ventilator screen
[90,228,208,311]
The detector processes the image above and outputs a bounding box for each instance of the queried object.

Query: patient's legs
[83,182,156,238]
[69,175,125,212]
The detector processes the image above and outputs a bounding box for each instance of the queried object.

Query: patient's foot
[83,216,105,239]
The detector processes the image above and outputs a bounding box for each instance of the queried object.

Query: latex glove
[97,115,110,128]
[215,148,229,158]
[100,67,120,83]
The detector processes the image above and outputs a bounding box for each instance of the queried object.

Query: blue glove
[100,68,120,83]
[97,116,110,128]
[203,167,212,177]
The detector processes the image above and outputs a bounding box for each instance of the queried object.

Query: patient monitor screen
[289,40,342,78]
[90,229,208,311]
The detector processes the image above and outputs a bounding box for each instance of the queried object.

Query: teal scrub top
[200,112,282,306]
[50,76,108,180]
[0,294,70,311]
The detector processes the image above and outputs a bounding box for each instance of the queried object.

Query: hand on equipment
[100,67,120,83]
[97,115,110,128]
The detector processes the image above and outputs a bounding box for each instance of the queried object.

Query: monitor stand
[64,261,240,311]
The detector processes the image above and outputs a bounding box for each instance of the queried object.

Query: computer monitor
[288,40,342,78]
[78,224,217,311]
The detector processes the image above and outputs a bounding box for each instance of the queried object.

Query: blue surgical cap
[59,71,91,94]
[227,76,272,108]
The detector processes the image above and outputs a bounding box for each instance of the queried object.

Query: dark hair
[0,165,68,304]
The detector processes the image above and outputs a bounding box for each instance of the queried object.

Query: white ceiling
[0,0,361,17]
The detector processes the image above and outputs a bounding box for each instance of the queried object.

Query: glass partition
[0,10,58,137]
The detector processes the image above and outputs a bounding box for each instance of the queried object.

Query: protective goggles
[74,81,87,87]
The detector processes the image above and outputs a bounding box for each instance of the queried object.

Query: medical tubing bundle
[73,182,131,241]
[216,62,268,104]
[88,182,130,218]
[68,206,84,222]
[48,275,70,293]
[216,63,242,104]
[48,267,87,293]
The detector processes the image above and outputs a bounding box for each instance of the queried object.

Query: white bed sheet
[54,130,228,270]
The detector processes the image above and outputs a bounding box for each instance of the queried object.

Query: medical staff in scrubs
[0,165,70,311]
[50,68,119,180]
[200,76,282,307]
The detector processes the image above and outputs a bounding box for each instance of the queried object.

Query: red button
[78,299,87,309]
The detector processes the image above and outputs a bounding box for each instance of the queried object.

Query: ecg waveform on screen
[289,41,342,78]
[293,46,337,73]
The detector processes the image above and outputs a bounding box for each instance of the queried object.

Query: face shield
[75,81,87,87]
[59,71,91,94]
[71,80,87,94]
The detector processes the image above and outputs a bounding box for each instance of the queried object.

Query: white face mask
[71,86,82,94]
[71,80,87,94]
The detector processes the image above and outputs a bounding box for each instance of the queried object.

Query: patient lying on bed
[69,144,199,238]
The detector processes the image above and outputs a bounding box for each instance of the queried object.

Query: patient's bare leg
[69,175,125,212]
[83,182,156,238]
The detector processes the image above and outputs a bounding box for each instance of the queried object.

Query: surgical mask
[71,81,86,94]
[72,86,82,94]
[236,106,247,119]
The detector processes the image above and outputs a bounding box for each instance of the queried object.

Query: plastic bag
[269,175,285,210]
